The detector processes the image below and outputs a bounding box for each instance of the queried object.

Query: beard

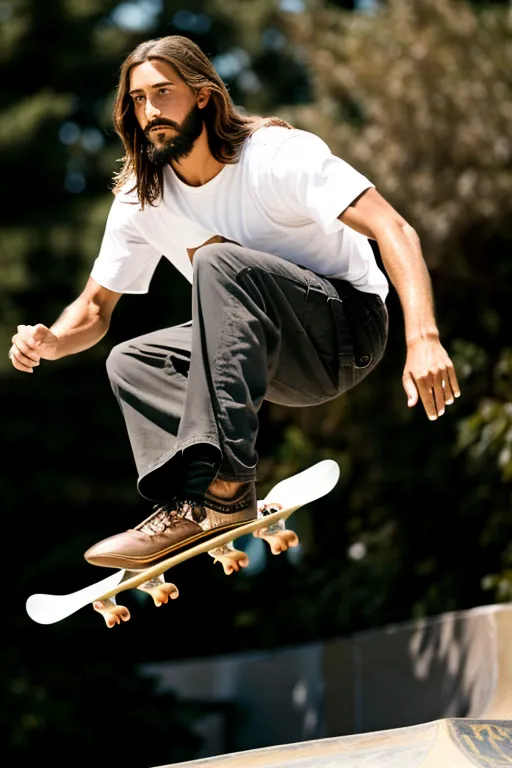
[144,103,204,166]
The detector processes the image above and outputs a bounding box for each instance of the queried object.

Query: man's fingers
[419,367,460,420]
[447,365,461,400]
[437,361,460,409]
[402,374,419,407]
[433,376,445,417]
[404,343,461,421]
[442,376,455,406]
[9,346,40,371]
[417,381,438,421]
[9,350,35,373]
[410,370,439,420]
[10,336,40,363]
[9,324,48,373]
[15,325,40,350]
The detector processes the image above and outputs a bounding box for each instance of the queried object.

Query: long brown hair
[112,35,292,207]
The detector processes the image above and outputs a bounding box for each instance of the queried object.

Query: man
[9,35,460,573]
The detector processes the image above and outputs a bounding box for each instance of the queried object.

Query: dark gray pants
[106,244,388,502]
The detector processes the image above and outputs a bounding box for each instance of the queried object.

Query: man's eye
[159,88,170,95]
[133,95,145,103]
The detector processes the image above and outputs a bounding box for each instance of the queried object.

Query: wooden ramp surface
[156,719,512,768]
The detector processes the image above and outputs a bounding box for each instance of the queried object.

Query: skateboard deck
[26,459,340,627]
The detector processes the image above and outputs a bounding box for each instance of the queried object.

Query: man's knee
[105,340,133,383]
[192,242,249,281]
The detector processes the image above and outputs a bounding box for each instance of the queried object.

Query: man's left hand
[402,339,460,420]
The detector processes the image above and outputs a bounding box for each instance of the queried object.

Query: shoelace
[141,499,207,535]
[176,498,207,524]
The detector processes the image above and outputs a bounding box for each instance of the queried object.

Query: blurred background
[1,0,511,765]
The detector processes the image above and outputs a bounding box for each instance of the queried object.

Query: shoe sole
[84,517,257,570]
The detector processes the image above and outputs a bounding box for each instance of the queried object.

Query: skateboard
[26,459,340,628]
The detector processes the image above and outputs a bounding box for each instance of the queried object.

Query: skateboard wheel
[93,598,131,628]
[209,541,250,575]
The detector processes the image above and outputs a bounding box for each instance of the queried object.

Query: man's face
[129,59,205,165]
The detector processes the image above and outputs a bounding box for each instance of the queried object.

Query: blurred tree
[0,645,206,767]
[279,0,512,284]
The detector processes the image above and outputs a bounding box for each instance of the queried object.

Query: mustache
[144,119,179,136]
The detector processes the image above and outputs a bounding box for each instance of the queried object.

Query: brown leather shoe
[84,483,257,570]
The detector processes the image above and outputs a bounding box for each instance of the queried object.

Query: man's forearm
[376,223,439,346]
[49,297,110,358]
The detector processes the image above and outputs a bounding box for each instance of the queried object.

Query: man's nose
[145,99,161,120]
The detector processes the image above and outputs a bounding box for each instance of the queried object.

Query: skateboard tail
[25,569,128,625]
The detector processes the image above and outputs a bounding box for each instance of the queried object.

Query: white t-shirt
[91,126,389,300]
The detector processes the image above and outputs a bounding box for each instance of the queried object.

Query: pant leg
[106,322,193,500]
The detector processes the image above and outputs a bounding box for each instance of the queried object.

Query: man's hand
[402,337,460,420]
[339,189,461,421]
[9,324,59,373]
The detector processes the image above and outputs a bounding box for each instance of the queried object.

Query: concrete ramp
[157,719,512,768]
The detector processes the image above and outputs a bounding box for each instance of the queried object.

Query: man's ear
[196,88,210,109]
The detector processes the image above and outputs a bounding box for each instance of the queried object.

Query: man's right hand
[9,324,59,372]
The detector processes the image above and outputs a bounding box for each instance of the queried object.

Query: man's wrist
[405,329,440,346]
[44,329,63,360]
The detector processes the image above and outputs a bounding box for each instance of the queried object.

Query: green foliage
[281,0,512,274]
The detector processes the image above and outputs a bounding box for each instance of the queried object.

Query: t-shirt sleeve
[270,131,374,235]
[90,196,161,293]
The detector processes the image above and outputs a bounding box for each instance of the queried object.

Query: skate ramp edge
[155,718,512,768]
